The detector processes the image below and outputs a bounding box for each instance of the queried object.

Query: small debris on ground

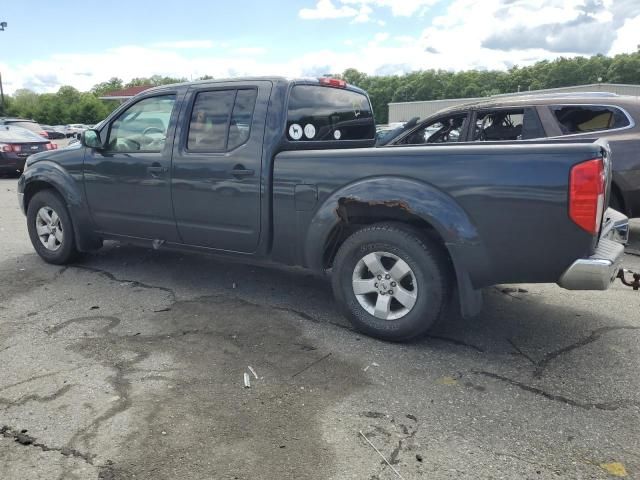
[363,362,380,372]
[243,372,251,388]
[248,366,258,379]
[90,306,100,310]
[436,376,458,386]
[599,462,627,477]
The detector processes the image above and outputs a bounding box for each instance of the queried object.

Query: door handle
[230,166,254,178]
[148,165,168,176]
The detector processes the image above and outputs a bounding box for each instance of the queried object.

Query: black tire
[26,190,78,265]
[331,222,448,342]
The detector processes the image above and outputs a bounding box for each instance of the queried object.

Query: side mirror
[81,129,102,149]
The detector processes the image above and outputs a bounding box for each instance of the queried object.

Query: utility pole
[0,21,6,114]
[0,72,5,113]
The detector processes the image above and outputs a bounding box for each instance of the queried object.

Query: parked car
[385,93,640,218]
[0,125,57,174]
[52,125,75,138]
[0,118,48,139]
[17,77,629,341]
[66,124,89,136]
[40,124,67,140]
[376,117,419,145]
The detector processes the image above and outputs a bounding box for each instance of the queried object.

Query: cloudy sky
[1,0,639,94]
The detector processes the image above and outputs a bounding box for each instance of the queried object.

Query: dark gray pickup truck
[17,77,630,341]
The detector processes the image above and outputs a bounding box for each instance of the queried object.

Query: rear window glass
[0,127,44,142]
[552,105,630,134]
[6,121,42,134]
[287,85,375,141]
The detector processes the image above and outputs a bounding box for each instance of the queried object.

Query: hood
[25,141,83,168]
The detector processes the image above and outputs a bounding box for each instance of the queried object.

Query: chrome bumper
[557,208,628,291]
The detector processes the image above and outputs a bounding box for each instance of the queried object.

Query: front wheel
[26,190,78,265]
[331,223,448,341]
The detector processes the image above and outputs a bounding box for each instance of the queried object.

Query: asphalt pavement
[0,175,639,480]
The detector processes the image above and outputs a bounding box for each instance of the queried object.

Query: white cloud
[342,0,440,17]
[609,14,640,56]
[4,1,640,95]
[299,0,358,19]
[232,47,268,55]
[353,5,373,22]
[152,40,217,49]
[368,32,390,47]
[300,0,439,22]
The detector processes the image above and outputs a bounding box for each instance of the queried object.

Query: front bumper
[557,209,628,290]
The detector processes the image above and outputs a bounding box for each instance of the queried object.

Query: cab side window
[107,95,176,152]
[400,114,467,145]
[187,89,257,152]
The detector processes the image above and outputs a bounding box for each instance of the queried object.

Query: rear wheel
[26,190,78,265]
[331,223,448,341]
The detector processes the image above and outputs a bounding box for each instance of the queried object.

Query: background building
[388,83,640,123]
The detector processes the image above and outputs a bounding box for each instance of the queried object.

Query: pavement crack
[1,425,94,464]
[67,352,148,448]
[0,370,77,393]
[271,305,353,332]
[291,353,332,378]
[46,316,122,335]
[0,384,73,409]
[507,338,537,365]
[475,370,640,411]
[531,326,640,378]
[427,334,485,353]
[69,264,177,302]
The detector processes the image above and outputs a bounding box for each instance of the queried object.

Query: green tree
[607,52,640,83]
[91,77,124,96]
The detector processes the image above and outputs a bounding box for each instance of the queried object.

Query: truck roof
[139,76,369,97]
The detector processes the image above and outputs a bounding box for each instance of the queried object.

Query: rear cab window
[285,81,376,148]
[551,105,631,134]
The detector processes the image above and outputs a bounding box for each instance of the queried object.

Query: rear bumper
[0,158,26,171]
[557,209,628,290]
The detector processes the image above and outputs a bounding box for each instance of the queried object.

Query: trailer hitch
[617,269,640,290]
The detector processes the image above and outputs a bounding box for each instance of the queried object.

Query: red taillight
[0,143,20,152]
[40,131,49,138]
[318,77,347,88]
[45,143,58,150]
[569,158,605,235]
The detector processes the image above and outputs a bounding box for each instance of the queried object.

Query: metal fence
[388,83,640,123]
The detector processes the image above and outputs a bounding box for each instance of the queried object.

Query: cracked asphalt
[1,176,639,480]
